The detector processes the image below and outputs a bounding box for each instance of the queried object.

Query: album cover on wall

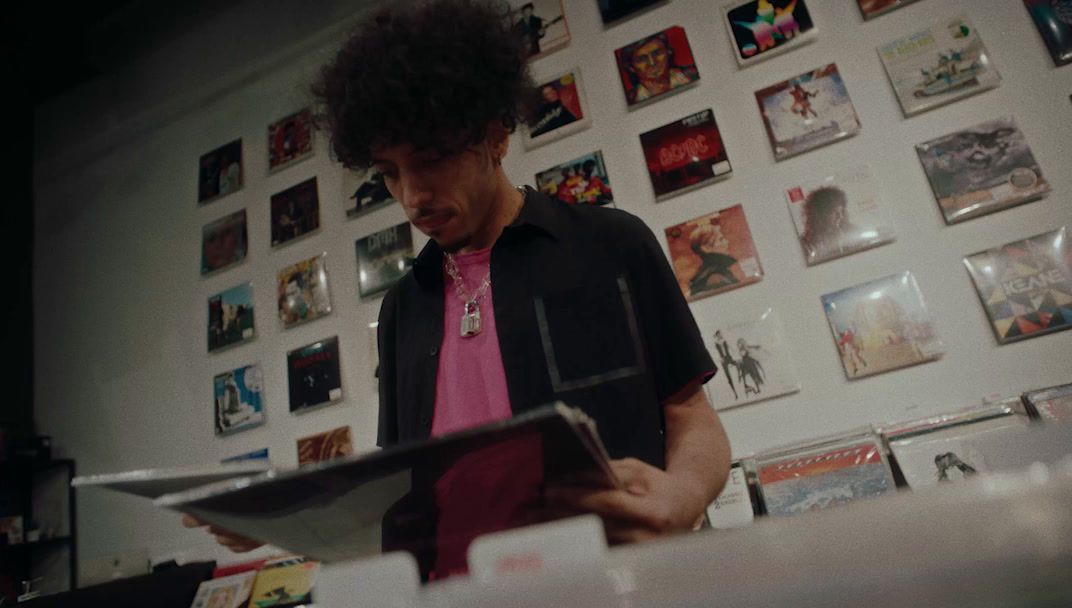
[221,448,270,464]
[705,462,754,529]
[857,0,920,20]
[614,26,700,108]
[755,63,860,161]
[963,227,1071,344]
[268,108,315,173]
[297,425,354,466]
[355,222,415,299]
[640,109,732,200]
[821,272,944,379]
[270,177,321,247]
[598,0,666,25]
[722,0,817,67]
[878,16,1001,117]
[208,282,255,353]
[287,336,343,413]
[198,139,243,205]
[664,204,762,302]
[214,364,265,436]
[277,253,333,329]
[523,68,591,149]
[510,0,570,61]
[343,171,395,220]
[535,150,614,206]
[201,209,248,275]
[189,570,257,608]
[915,116,1050,224]
[1024,0,1072,66]
[1023,383,1072,423]
[705,308,800,410]
[785,165,895,265]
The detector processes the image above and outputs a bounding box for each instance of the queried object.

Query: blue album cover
[214,364,266,436]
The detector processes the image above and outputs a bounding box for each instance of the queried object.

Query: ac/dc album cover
[510,0,570,62]
[705,462,754,529]
[1024,382,1072,423]
[821,271,944,379]
[535,150,614,206]
[343,171,396,220]
[639,109,732,201]
[878,16,1001,117]
[355,222,415,299]
[722,0,817,67]
[208,282,255,353]
[201,209,248,275]
[214,364,265,436]
[267,108,314,173]
[198,139,243,205]
[270,177,320,247]
[704,308,800,410]
[247,559,319,608]
[664,204,762,302]
[857,0,920,20]
[785,165,895,265]
[523,68,591,149]
[598,0,666,25]
[755,63,860,161]
[296,425,354,466]
[1024,0,1072,66]
[963,227,1071,345]
[287,336,343,413]
[221,448,269,464]
[757,439,896,517]
[614,26,700,108]
[915,116,1050,224]
[189,570,257,608]
[277,253,333,329]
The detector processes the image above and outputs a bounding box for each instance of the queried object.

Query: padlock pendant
[460,300,482,337]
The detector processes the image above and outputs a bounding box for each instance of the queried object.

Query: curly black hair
[311,0,537,169]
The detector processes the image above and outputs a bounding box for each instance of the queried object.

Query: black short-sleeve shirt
[376,188,715,469]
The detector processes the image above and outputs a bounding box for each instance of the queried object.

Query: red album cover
[614,26,700,107]
[268,108,314,172]
[639,109,732,200]
[270,177,321,247]
[664,204,762,302]
[759,442,883,485]
[296,426,354,466]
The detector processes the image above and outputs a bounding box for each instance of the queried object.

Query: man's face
[630,38,669,83]
[541,85,559,103]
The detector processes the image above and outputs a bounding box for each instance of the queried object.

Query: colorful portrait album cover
[878,16,1001,117]
[598,0,666,25]
[705,308,800,411]
[856,0,920,20]
[1024,0,1072,66]
[755,63,860,161]
[915,116,1050,225]
[614,26,699,108]
[208,282,255,353]
[785,165,895,265]
[535,150,614,206]
[267,108,314,173]
[270,177,321,247]
[343,171,395,220]
[297,425,354,466]
[213,364,265,436]
[523,68,591,149]
[355,222,415,299]
[198,139,243,205]
[287,336,343,413]
[277,253,333,329]
[248,559,319,608]
[640,109,732,201]
[509,0,570,62]
[201,209,248,275]
[221,447,270,464]
[963,227,1071,345]
[821,271,944,380]
[664,204,762,302]
[189,570,257,608]
[722,0,817,67]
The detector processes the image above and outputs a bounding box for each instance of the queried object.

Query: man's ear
[485,120,510,165]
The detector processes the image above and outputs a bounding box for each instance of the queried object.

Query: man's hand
[181,514,264,553]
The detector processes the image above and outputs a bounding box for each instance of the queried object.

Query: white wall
[33,0,1072,572]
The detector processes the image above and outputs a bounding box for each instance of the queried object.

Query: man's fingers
[181,514,206,528]
[544,486,654,526]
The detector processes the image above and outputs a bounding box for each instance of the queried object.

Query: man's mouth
[412,211,451,232]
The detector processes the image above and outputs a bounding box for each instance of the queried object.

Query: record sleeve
[878,16,1001,117]
[214,364,266,436]
[755,63,860,161]
[509,0,570,62]
[821,271,944,379]
[70,461,270,499]
[915,116,1050,224]
[1023,382,1072,423]
[343,171,395,219]
[856,0,920,20]
[535,150,614,207]
[248,558,318,608]
[221,448,270,464]
[277,253,332,329]
[785,165,895,265]
[705,462,755,529]
[355,222,415,299]
[270,177,320,247]
[201,209,248,275]
[267,108,314,173]
[664,204,762,302]
[640,109,732,201]
[198,139,243,205]
[286,336,343,413]
[1024,0,1072,66]
[722,0,817,67]
[523,68,591,149]
[188,570,257,608]
[598,0,665,25]
[705,308,800,410]
[297,426,354,466]
[963,227,1071,344]
[208,282,255,353]
[614,26,700,108]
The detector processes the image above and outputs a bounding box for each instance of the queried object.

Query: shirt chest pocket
[532,275,646,393]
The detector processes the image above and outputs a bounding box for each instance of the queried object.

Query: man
[620,31,696,104]
[513,3,543,58]
[188,0,730,575]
